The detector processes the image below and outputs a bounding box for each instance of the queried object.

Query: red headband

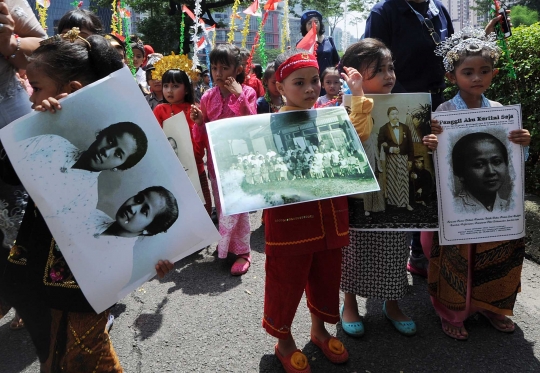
[276,53,319,83]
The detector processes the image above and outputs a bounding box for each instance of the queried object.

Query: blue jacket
[365,0,453,93]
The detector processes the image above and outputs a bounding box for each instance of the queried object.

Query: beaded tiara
[434,26,502,72]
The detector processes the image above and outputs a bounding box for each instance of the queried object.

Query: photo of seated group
[0,68,219,313]
[207,107,380,215]
[347,93,439,231]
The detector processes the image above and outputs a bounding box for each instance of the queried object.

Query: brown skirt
[45,309,123,373]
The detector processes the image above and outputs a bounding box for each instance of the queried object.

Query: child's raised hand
[155,260,174,279]
[190,104,203,125]
[508,129,531,146]
[34,93,69,113]
[422,134,438,150]
[431,119,443,135]
[224,77,243,97]
[340,66,364,97]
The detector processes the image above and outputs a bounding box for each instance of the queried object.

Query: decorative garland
[257,16,267,68]
[110,0,119,35]
[280,0,289,52]
[491,0,516,79]
[190,0,203,69]
[179,11,185,52]
[228,0,242,43]
[241,15,251,48]
[36,0,50,32]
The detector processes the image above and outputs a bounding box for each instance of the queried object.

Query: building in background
[440,0,518,32]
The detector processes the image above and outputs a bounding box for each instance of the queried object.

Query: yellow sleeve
[349,96,374,142]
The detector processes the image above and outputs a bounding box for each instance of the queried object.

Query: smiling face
[115,190,167,236]
[277,67,320,109]
[447,55,494,99]
[361,57,396,94]
[26,63,72,109]
[162,81,186,104]
[83,131,138,171]
[461,139,508,196]
[132,49,144,69]
[323,73,341,97]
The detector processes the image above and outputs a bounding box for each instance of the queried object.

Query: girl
[257,63,284,114]
[130,36,147,91]
[190,43,257,276]
[315,67,342,108]
[0,31,173,372]
[152,66,212,217]
[423,27,531,340]
[339,39,438,338]
[261,48,371,373]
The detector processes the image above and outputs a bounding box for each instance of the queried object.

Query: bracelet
[3,34,20,60]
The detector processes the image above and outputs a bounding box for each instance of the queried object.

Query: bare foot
[480,310,515,332]
[441,318,468,340]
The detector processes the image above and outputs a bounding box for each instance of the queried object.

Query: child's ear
[493,68,499,77]
[68,81,84,93]
[235,64,243,76]
[276,81,286,96]
[445,72,456,84]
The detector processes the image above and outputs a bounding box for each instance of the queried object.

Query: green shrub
[443,23,540,195]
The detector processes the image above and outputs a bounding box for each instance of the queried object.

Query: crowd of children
[0,6,534,373]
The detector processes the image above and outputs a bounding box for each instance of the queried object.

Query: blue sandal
[339,304,364,337]
[382,301,416,336]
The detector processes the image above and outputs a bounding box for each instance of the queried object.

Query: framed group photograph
[433,105,525,245]
[0,67,220,313]
[345,93,439,231]
[206,106,380,215]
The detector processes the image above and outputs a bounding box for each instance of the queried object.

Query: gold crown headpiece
[151,52,200,81]
[40,27,91,49]
[434,26,501,72]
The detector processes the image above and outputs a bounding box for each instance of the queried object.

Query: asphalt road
[1,210,540,372]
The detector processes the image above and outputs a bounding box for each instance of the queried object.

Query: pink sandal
[231,254,251,276]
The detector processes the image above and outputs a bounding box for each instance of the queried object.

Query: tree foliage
[444,23,540,195]
[510,5,539,27]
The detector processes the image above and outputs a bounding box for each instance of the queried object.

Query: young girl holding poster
[0,30,173,372]
[339,39,439,338]
[258,49,373,373]
[190,44,257,276]
[423,27,531,340]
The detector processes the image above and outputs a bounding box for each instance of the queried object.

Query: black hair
[451,48,497,71]
[161,69,195,104]
[209,44,245,84]
[141,186,179,235]
[300,14,325,36]
[252,63,263,79]
[168,137,178,147]
[262,63,275,85]
[339,38,392,80]
[320,67,340,82]
[274,48,309,72]
[452,132,508,178]
[130,35,145,56]
[239,47,251,61]
[97,122,148,170]
[28,35,123,92]
[57,9,103,36]
[145,67,154,82]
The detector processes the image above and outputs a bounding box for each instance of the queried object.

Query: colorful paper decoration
[36,0,50,32]
[280,0,289,52]
[227,0,242,43]
[241,15,251,48]
[257,16,267,68]
[180,11,186,52]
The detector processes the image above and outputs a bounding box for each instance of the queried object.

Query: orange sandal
[274,344,311,373]
[310,335,349,364]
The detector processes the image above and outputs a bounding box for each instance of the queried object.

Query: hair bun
[87,35,124,80]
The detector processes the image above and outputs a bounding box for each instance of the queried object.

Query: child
[261,49,373,373]
[144,54,164,110]
[0,30,173,372]
[190,44,257,276]
[130,36,147,91]
[423,27,531,340]
[240,47,265,98]
[257,64,285,114]
[315,67,342,108]
[152,64,213,217]
[339,39,438,338]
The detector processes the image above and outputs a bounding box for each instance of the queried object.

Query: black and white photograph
[163,113,204,203]
[206,106,379,215]
[433,105,525,245]
[0,68,220,313]
[345,93,438,230]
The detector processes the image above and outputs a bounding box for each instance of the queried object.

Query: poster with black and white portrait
[206,106,380,215]
[344,93,438,231]
[433,105,525,245]
[0,67,220,313]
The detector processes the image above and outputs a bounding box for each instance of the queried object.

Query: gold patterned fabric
[428,235,525,315]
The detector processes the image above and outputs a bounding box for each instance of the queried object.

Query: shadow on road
[0,318,38,373]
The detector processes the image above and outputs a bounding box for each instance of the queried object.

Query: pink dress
[193,85,257,258]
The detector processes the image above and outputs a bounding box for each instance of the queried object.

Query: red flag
[182,4,196,21]
[244,0,261,15]
[263,0,281,11]
[297,21,317,54]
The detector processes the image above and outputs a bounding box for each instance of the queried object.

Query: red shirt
[153,103,205,174]
[244,75,265,98]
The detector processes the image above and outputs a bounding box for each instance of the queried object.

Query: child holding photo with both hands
[259,48,374,373]
[423,27,531,341]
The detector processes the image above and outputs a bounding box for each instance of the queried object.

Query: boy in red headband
[263,49,374,373]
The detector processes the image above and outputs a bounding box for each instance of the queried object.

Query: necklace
[265,91,284,113]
